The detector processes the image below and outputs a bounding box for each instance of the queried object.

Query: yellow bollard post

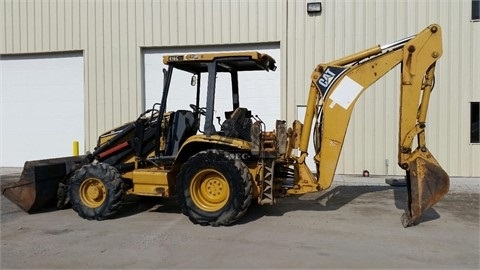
[73,141,79,156]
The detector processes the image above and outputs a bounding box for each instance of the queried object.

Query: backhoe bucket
[1,156,85,213]
[402,151,449,227]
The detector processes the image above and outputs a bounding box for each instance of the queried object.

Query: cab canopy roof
[163,51,277,73]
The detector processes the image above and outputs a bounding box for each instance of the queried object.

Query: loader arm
[291,24,449,227]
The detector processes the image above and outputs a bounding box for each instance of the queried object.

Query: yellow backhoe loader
[2,24,449,227]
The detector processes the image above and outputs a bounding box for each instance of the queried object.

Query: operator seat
[221,107,252,141]
[164,110,197,156]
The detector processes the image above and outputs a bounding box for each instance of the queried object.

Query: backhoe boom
[288,24,449,227]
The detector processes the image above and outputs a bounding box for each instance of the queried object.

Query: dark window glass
[473,0,480,20]
[471,102,480,143]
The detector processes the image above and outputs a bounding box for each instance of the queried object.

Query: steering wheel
[190,104,207,116]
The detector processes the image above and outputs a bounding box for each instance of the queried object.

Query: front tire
[177,150,253,226]
[69,163,124,220]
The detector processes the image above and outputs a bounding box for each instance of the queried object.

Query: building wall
[1,0,478,176]
[286,0,480,176]
[0,0,286,153]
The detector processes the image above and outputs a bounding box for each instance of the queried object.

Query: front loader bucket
[402,151,450,227]
[1,156,85,213]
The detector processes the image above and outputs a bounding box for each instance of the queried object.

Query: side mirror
[191,75,197,86]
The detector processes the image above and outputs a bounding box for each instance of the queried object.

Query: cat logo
[316,66,348,95]
[318,68,337,88]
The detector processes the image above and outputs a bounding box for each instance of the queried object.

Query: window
[473,0,480,21]
[471,102,480,143]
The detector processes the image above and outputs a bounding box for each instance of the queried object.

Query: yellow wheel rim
[190,169,230,212]
[79,178,106,208]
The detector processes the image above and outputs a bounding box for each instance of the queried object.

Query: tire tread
[69,163,124,220]
[177,149,252,226]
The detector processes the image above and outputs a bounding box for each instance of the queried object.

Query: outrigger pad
[1,156,84,213]
[402,154,450,227]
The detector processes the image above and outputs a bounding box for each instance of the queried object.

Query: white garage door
[0,53,84,167]
[143,44,280,131]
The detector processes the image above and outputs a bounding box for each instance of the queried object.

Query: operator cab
[154,51,277,156]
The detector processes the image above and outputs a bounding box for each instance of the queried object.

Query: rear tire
[177,149,253,226]
[69,163,124,220]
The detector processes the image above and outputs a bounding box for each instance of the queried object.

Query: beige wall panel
[1,0,285,153]
[175,0,186,44]
[135,1,146,44]
[1,0,476,176]
[115,0,129,133]
[110,0,122,127]
[248,1,258,41]
[288,0,479,176]
[193,1,205,44]
[18,1,28,51]
[10,1,20,50]
[102,0,113,130]
[32,1,40,51]
[41,1,50,50]
[49,0,57,51]
[211,2,222,44]
[0,3,4,52]
[26,1,35,51]
[220,1,231,42]
[96,1,106,133]
[203,1,212,43]
[150,1,161,45]
[57,1,65,51]
[128,0,140,119]
[159,1,170,44]
[85,2,95,147]
[71,1,80,49]
[143,0,153,46]
[3,1,12,52]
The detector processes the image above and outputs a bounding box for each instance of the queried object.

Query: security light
[307,2,322,15]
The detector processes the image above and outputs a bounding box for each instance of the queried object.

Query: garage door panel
[3,102,82,121]
[1,53,84,167]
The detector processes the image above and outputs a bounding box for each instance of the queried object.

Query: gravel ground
[1,168,479,269]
